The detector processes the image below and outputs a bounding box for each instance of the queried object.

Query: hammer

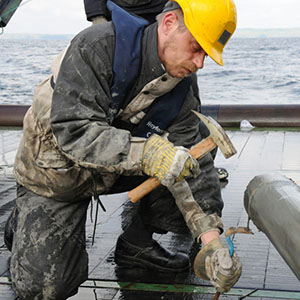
[128,110,237,203]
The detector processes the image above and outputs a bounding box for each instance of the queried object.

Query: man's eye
[192,44,202,53]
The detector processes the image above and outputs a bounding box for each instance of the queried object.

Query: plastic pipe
[244,173,300,280]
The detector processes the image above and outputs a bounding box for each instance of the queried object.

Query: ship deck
[0,128,300,300]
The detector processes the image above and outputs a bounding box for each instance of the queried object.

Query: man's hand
[92,16,107,24]
[142,134,199,187]
[194,238,242,293]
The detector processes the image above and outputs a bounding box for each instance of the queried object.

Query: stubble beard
[160,42,197,78]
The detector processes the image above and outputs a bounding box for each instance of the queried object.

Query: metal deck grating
[0,129,300,299]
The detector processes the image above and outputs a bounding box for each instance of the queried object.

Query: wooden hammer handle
[128,137,216,203]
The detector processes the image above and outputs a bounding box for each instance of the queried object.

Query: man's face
[159,26,207,78]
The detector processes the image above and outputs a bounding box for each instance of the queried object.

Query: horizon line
[1,27,300,35]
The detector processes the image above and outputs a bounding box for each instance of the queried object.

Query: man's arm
[167,87,224,219]
[167,87,241,292]
[50,25,145,175]
[201,230,220,245]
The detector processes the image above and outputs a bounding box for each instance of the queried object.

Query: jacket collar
[140,23,165,82]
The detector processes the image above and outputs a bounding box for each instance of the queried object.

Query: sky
[2,0,300,35]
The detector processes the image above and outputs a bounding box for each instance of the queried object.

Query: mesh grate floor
[0,130,300,299]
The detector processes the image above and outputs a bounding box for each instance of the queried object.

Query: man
[4,0,240,299]
[83,0,230,181]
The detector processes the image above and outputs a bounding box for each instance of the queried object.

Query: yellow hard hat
[165,0,237,66]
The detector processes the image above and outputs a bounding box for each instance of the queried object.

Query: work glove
[194,238,242,293]
[142,134,199,187]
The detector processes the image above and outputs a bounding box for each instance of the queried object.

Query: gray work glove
[194,237,242,293]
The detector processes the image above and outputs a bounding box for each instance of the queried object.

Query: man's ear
[161,12,179,35]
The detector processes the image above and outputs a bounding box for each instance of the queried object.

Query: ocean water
[199,37,300,105]
[0,39,68,105]
[0,37,299,105]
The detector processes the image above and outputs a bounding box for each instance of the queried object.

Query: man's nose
[193,50,206,69]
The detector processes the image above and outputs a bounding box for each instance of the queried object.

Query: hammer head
[192,110,237,159]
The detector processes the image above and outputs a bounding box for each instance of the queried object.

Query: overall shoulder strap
[107,1,149,123]
[132,76,192,138]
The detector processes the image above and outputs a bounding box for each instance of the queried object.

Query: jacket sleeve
[167,88,224,218]
[50,25,145,175]
[84,0,109,21]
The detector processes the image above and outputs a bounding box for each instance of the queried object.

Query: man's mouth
[183,64,197,74]
[183,67,192,75]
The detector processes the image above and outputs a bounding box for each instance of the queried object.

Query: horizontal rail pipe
[201,104,300,127]
[0,105,29,127]
[1,104,300,128]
